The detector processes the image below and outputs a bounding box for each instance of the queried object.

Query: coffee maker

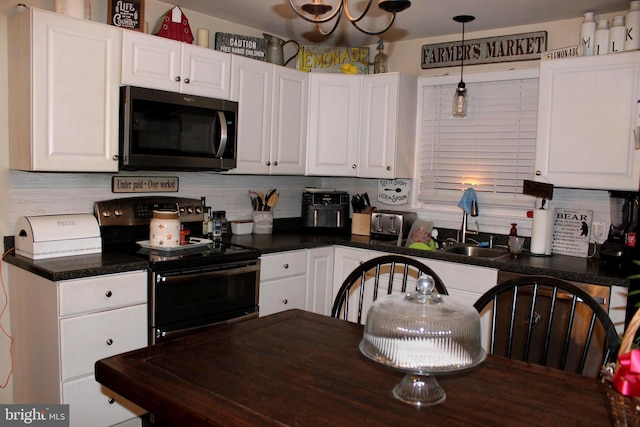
[600,191,640,269]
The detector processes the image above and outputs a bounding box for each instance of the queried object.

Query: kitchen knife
[363,193,371,206]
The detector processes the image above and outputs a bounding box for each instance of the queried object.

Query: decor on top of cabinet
[54,0,91,19]
[594,19,610,55]
[155,6,193,44]
[626,1,640,51]
[373,37,388,74]
[580,12,597,56]
[297,45,369,74]
[452,15,475,118]
[264,33,299,66]
[215,32,268,61]
[107,0,144,32]
[610,16,626,53]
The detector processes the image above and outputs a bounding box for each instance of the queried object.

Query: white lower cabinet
[306,247,335,316]
[260,248,335,317]
[259,250,308,316]
[8,267,148,427]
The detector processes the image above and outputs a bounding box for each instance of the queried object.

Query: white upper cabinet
[535,51,640,190]
[306,72,416,178]
[122,30,230,99]
[270,66,308,175]
[230,56,308,175]
[307,73,361,176]
[8,8,122,172]
[359,73,417,179]
[229,55,274,174]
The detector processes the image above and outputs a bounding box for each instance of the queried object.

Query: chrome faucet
[459,199,479,243]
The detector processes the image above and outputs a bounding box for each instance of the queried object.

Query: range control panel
[94,197,204,227]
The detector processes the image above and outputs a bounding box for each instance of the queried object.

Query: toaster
[370,210,417,238]
[301,190,350,229]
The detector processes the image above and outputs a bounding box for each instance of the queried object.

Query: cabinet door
[62,375,145,427]
[229,56,273,174]
[259,276,307,317]
[306,247,335,316]
[121,30,181,92]
[359,74,398,179]
[307,74,361,176]
[535,51,640,190]
[270,67,308,175]
[332,246,379,301]
[180,43,231,99]
[9,9,121,172]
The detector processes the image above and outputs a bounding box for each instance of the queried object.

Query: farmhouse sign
[422,31,547,69]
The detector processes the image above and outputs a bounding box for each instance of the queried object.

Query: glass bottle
[219,210,228,235]
[374,37,388,74]
[580,12,597,56]
[213,211,222,239]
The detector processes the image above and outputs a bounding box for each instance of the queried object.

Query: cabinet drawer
[63,375,145,427]
[261,250,307,281]
[259,275,307,317]
[59,270,147,316]
[60,304,147,381]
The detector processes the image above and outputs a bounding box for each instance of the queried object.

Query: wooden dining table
[95,309,613,426]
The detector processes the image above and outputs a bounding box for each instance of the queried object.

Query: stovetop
[95,196,260,270]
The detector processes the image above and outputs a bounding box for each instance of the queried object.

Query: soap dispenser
[509,223,518,236]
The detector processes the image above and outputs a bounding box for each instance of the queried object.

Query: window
[417,69,539,209]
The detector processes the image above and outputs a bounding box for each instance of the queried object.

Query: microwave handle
[214,111,228,158]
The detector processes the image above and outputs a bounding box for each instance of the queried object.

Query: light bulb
[452,83,468,117]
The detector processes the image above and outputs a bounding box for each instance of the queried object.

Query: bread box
[15,214,102,259]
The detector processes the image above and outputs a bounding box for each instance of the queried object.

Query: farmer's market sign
[422,31,547,69]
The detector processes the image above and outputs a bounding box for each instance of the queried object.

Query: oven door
[151,259,259,344]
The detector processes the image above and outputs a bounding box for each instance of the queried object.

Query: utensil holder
[252,211,273,234]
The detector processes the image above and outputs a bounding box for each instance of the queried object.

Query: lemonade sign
[297,45,370,74]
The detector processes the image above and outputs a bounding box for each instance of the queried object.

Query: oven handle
[154,311,259,343]
[156,262,260,284]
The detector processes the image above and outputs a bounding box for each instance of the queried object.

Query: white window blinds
[418,74,539,204]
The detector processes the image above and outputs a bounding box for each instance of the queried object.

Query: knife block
[351,213,371,236]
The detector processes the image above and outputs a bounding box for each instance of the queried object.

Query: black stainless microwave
[119,86,238,171]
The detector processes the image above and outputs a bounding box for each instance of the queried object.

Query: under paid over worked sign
[112,176,179,193]
[422,31,547,69]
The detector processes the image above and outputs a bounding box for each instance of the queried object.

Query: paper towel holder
[523,180,553,200]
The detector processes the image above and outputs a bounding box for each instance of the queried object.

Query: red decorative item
[155,6,193,44]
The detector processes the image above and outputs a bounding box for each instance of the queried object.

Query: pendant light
[452,15,475,117]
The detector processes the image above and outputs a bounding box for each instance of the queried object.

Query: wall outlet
[592,221,606,242]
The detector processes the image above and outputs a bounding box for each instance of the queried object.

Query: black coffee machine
[600,191,640,270]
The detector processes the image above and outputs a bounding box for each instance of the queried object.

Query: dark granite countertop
[3,230,631,287]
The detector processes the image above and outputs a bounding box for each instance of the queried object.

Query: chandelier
[288,0,411,36]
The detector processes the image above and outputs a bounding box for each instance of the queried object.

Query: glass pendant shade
[452,82,468,117]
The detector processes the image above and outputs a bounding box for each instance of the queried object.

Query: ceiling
[176,0,629,46]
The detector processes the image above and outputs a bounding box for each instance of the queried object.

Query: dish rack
[604,307,640,426]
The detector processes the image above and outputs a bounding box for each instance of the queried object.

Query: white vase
[594,19,610,55]
[580,12,597,56]
[610,16,626,53]
[625,0,640,51]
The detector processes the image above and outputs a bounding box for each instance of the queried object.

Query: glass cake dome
[359,274,486,406]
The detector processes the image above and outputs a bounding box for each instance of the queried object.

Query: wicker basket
[604,308,640,426]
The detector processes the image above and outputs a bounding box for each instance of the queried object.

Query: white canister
[594,19,610,55]
[626,0,640,51]
[252,211,273,235]
[54,0,91,19]
[197,29,210,48]
[610,16,626,53]
[150,210,181,247]
[580,12,597,56]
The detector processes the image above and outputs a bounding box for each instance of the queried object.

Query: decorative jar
[149,210,181,248]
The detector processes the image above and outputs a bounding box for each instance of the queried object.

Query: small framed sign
[112,176,179,193]
[108,0,144,32]
[551,208,592,257]
[377,179,410,205]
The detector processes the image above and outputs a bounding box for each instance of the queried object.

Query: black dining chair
[473,275,619,378]
[331,255,448,325]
